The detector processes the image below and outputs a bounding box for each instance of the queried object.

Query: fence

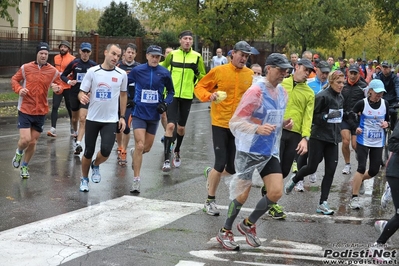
[0,27,143,76]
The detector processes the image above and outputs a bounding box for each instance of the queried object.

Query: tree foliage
[137,0,283,51]
[273,0,371,54]
[97,1,146,37]
[372,0,399,34]
[76,4,101,33]
[0,0,20,27]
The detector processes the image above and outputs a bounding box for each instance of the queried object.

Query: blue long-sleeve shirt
[128,63,174,121]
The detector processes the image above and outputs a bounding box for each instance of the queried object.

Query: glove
[347,111,358,123]
[215,91,227,104]
[157,102,167,114]
[126,100,135,108]
[324,110,341,119]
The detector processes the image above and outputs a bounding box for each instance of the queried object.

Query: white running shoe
[381,182,392,209]
[342,164,351,174]
[294,180,304,192]
[349,197,361,209]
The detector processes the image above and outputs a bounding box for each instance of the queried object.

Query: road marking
[0,196,201,266]
[0,196,375,266]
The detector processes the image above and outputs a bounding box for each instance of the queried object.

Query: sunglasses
[81,50,91,53]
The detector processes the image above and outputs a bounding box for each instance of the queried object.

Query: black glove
[157,102,167,114]
[347,111,358,123]
[126,100,135,108]
[325,110,341,119]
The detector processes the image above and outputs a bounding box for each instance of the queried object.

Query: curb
[0,108,68,126]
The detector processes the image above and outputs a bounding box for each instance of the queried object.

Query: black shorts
[341,120,356,135]
[166,98,192,127]
[212,125,236,174]
[70,90,89,112]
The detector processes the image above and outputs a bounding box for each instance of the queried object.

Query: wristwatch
[303,136,309,141]
[119,114,125,119]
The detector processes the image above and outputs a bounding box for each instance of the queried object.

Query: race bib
[95,88,112,101]
[367,130,383,139]
[76,73,86,83]
[141,89,159,103]
[265,109,284,125]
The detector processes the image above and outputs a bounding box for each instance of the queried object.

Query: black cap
[59,40,71,50]
[298,59,315,72]
[233,41,252,54]
[316,61,331,72]
[36,42,50,54]
[146,45,163,56]
[265,53,292,69]
[356,57,362,62]
[348,64,359,73]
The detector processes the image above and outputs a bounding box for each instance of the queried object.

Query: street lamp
[43,0,48,42]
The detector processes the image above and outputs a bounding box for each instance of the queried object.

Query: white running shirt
[80,65,127,123]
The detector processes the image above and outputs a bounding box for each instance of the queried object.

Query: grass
[0,90,53,102]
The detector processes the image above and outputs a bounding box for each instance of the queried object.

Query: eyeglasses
[254,72,262,76]
[81,50,91,53]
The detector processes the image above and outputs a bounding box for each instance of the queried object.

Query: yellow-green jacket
[161,47,206,99]
[281,75,315,138]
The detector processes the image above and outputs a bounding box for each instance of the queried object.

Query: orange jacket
[194,63,253,128]
[54,53,75,90]
[12,61,63,115]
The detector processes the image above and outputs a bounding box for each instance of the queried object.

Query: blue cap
[146,45,163,56]
[368,79,386,93]
[80,42,92,51]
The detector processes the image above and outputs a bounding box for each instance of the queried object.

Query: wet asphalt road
[0,102,397,266]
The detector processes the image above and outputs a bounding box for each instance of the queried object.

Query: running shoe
[74,144,83,155]
[79,177,89,192]
[316,201,334,215]
[342,164,351,175]
[349,197,361,209]
[70,127,75,136]
[204,167,212,189]
[237,220,261,247]
[160,136,164,143]
[130,179,140,193]
[91,161,101,183]
[374,220,388,235]
[119,150,127,166]
[173,152,181,167]
[216,229,239,251]
[267,204,286,219]
[12,149,23,168]
[162,160,171,172]
[291,160,298,173]
[284,174,296,194]
[20,166,30,179]
[309,173,317,183]
[47,127,57,137]
[203,200,220,216]
[359,181,365,195]
[381,182,392,209]
[117,147,122,161]
[294,180,304,192]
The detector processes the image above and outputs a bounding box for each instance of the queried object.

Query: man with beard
[47,40,75,137]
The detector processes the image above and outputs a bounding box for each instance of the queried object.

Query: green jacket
[281,75,315,137]
[161,47,206,99]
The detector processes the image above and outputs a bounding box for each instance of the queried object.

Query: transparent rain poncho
[227,79,288,200]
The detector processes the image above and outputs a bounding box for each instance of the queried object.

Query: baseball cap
[356,57,362,62]
[80,42,92,51]
[348,64,359,73]
[233,41,252,54]
[373,60,378,63]
[298,59,315,72]
[381,61,390,67]
[146,45,163,56]
[265,53,292,69]
[36,42,49,54]
[368,79,386,93]
[59,40,71,49]
[316,61,331,72]
[367,60,373,65]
